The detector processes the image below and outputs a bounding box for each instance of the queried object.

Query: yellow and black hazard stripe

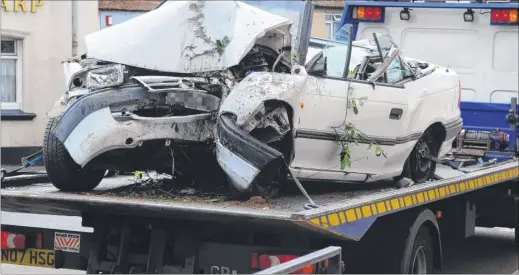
[306,165,519,230]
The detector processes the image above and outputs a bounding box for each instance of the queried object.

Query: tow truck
[1,0,518,274]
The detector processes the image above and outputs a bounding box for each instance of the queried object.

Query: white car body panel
[85,1,292,74]
[218,71,308,126]
[216,140,260,191]
[64,108,214,167]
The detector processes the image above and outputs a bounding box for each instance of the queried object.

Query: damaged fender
[218,71,307,126]
[216,70,308,191]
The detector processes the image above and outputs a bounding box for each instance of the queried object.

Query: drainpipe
[71,0,78,56]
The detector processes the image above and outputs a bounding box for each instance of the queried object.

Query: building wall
[1,0,99,164]
[311,7,344,40]
[99,10,145,29]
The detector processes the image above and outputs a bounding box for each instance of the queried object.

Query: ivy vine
[332,82,388,170]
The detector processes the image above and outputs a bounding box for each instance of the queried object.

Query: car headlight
[86,64,126,90]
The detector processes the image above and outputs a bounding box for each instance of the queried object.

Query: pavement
[441,227,518,274]
[1,212,517,274]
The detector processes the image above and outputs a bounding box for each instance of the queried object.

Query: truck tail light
[251,253,317,274]
[36,233,43,249]
[365,7,373,19]
[373,7,382,20]
[357,7,365,19]
[491,9,518,24]
[510,9,518,23]
[1,231,26,250]
[352,6,384,22]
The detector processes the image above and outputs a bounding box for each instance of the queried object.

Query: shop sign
[1,0,44,13]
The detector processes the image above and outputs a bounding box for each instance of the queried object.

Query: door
[291,30,415,180]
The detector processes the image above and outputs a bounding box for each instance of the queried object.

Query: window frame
[306,42,350,79]
[1,36,23,110]
[325,13,342,40]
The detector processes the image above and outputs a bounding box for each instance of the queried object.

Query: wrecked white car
[43,0,296,191]
[216,29,463,198]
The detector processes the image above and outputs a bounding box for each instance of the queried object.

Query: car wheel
[43,116,105,191]
[400,130,438,185]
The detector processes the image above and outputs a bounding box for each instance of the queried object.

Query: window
[307,41,351,79]
[1,37,22,110]
[325,14,342,40]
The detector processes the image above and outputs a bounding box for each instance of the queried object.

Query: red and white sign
[54,232,80,253]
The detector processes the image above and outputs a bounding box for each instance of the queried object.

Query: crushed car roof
[85,1,293,73]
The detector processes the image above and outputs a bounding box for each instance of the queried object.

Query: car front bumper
[216,114,284,191]
[51,86,214,167]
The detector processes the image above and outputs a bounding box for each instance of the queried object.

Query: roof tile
[314,0,347,8]
[99,0,162,11]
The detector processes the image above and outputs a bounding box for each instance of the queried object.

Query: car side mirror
[308,56,327,75]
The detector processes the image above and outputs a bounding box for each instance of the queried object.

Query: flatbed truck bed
[2,159,518,274]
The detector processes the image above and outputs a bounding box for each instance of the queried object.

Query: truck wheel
[43,116,105,191]
[402,226,434,274]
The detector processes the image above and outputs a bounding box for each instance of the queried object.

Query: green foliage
[215,36,231,56]
[336,84,387,169]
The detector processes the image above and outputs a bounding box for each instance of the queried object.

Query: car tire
[399,130,438,185]
[43,116,105,191]
[401,226,434,274]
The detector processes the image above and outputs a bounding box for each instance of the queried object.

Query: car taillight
[1,231,26,250]
[251,253,317,274]
[352,6,384,22]
[490,9,518,24]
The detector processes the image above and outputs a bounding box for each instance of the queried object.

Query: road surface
[1,212,518,274]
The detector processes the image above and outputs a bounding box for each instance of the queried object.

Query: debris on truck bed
[1,171,396,214]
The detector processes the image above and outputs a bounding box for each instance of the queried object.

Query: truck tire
[349,216,438,274]
[43,116,105,191]
[401,226,434,274]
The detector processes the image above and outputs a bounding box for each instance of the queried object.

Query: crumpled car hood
[85,1,293,73]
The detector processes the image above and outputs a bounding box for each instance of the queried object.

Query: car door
[291,32,415,181]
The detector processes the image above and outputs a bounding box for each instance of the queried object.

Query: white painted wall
[0,0,99,148]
